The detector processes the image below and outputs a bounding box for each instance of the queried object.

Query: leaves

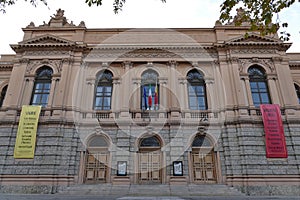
[219,0,297,38]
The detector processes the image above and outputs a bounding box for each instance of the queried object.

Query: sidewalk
[57,183,245,196]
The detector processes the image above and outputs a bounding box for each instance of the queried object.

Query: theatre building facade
[0,9,300,195]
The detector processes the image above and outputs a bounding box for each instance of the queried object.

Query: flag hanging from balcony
[143,86,148,110]
[148,84,152,109]
[154,81,158,109]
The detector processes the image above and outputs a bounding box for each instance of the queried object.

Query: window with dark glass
[295,84,300,104]
[187,69,207,110]
[0,85,8,107]
[141,70,159,110]
[248,66,271,107]
[30,67,53,107]
[94,70,113,110]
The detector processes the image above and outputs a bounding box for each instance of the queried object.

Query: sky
[0,0,299,55]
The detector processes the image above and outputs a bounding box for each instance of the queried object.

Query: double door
[191,149,217,183]
[84,151,109,183]
[138,151,162,183]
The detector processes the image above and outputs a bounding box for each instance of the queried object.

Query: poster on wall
[117,161,127,176]
[260,104,288,158]
[14,105,41,159]
[173,161,183,176]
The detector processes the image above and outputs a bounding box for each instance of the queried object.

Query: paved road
[1,194,300,200]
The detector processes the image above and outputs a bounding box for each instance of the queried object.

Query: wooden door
[84,151,109,183]
[191,149,216,183]
[138,151,161,183]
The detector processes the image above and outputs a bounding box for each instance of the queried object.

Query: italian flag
[154,82,158,107]
[148,85,152,109]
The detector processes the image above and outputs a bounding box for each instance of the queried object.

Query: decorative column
[21,76,34,106]
[168,60,181,119]
[178,77,188,110]
[159,78,168,111]
[119,61,132,118]
[132,78,141,111]
[112,77,121,116]
[47,76,59,108]
[267,75,281,105]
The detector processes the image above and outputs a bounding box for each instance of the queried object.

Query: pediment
[226,33,282,44]
[19,34,75,45]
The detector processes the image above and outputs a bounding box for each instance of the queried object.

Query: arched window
[248,66,271,107]
[94,70,113,110]
[30,66,53,107]
[88,135,109,148]
[140,136,161,147]
[0,85,8,107]
[187,69,207,110]
[141,70,159,110]
[192,135,211,147]
[295,84,300,104]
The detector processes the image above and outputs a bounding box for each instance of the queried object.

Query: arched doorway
[138,136,162,184]
[84,135,110,183]
[190,134,217,183]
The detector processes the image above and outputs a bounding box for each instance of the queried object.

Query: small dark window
[30,67,53,107]
[192,135,211,147]
[0,85,8,107]
[294,84,300,104]
[140,136,160,147]
[187,69,207,110]
[88,136,108,147]
[248,66,271,107]
[94,70,113,110]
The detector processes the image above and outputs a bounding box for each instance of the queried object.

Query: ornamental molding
[238,58,275,73]
[25,59,63,74]
[231,48,276,54]
[84,47,218,60]
[24,50,70,57]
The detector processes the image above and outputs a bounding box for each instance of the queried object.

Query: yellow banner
[14,105,41,159]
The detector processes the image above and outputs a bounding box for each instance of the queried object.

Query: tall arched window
[30,66,53,107]
[94,70,113,110]
[141,70,159,110]
[0,85,8,107]
[187,69,207,110]
[248,66,271,107]
[294,84,300,104]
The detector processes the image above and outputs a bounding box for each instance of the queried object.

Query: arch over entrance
[138,135,163,184]
[189,134,218,184]
[84,135,110,183]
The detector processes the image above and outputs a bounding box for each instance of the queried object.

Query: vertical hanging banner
[14,105,41,159]
[260,104,288,158]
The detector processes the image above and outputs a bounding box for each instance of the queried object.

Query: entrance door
[138,136,162,184]
[84,135,110,183]
[85,151,109,183]
[191,135,217,183]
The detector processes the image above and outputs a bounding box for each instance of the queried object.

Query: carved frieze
[83,48,218,60]
[238,58,275,73]
[26,59,63,74]
[25,51,70,57]
[231,49,276,54]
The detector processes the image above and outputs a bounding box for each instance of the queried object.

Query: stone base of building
[228,175,300,196]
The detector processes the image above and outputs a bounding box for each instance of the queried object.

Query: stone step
[58,184,245,197]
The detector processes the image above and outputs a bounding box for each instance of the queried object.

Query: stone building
[0,9,300,195]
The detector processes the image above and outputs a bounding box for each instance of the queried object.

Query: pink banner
[260,104,288,158]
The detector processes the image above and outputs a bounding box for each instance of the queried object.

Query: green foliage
[219,0,298,38]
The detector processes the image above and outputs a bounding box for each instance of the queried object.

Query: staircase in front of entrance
[58,184,245,197]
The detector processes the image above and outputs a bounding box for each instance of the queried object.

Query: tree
[219,0,299,40]
[0,0,298,39]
